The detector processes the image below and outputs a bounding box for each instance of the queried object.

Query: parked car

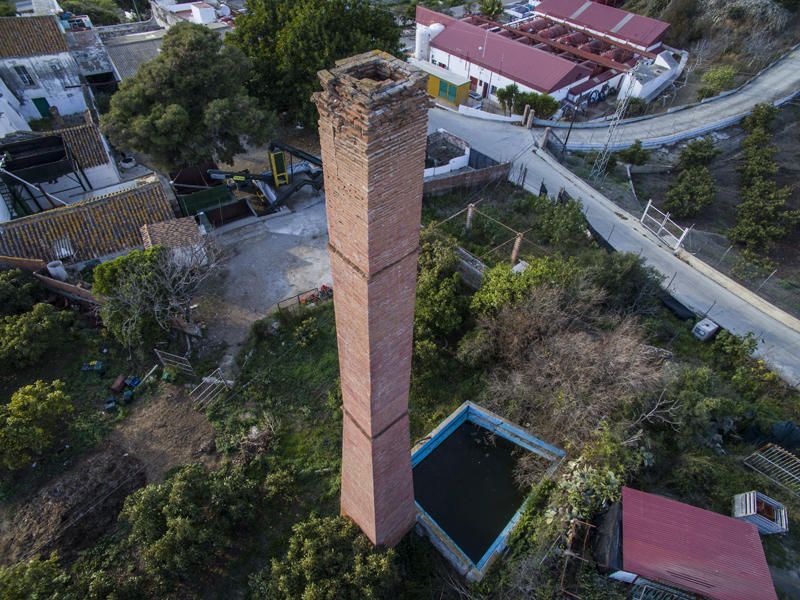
[692,318,720,342]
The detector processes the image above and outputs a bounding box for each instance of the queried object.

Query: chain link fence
[682,228,800,320]
[561,154,800,321]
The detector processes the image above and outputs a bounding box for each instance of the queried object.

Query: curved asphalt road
[429,107,800,386]
[550,46,800,150]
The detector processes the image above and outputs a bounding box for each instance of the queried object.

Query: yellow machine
[269,150,289,187]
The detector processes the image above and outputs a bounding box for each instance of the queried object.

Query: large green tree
[61,0,122,25]
[251,515,398,599]
[0,380,73,470]
[101,22,274,171]
[228,0,400,125]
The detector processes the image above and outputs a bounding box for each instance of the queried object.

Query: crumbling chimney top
[316,50,428,105]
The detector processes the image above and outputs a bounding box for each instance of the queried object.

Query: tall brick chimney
[313,51,429,547]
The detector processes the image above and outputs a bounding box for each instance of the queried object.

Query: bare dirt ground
[195,188,332,358]
[109,386,220,482]
[0,384,219,565]
[0,444,145,564]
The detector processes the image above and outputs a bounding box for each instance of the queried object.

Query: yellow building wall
[425,74,469,106]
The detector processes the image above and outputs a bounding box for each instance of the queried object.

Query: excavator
[207,141,323,208]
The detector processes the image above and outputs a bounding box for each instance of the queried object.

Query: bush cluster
[728,103,799,254]
[663,137,718,218]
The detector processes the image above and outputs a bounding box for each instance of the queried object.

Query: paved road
[429,108,800,386]
[548,46,800,150]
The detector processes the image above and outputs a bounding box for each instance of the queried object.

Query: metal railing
[154,349,194,376]
[744,443,800,496]
[190,368,231,410]
[640,200,689,251]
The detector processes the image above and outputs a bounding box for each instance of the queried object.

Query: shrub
[0,269,44,316]
[0,553,72,600]
[742,103,778,132]
[677,137,719,170]
[293,316,319,348]
[61,0,122,24]
[471,257,578,314]
[513,91,560,119]
[664,166,716,217]
[616,140,649,166]
[250,515,398,600]
[698,65,737,100]
[579,250,663,314]
[121,463,284,583]
[0,380,73,470]
[0,303,74,372]
[623,97,647,118]
[548,458,623,521]
[414,229,466,359]
[478,0,503,20]
[527,194,587,250]
[729,119,799,252]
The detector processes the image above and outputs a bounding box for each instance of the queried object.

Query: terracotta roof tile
[53,123,111,169]
[141,217,200,249]
[0,16,68,58]
[0,181,174,261]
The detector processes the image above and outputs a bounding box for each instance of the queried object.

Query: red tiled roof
[621,487,777,600]
[534,0,669,48]
[416,4,457,27]
[0,16,68,58]
[417,6,591,94]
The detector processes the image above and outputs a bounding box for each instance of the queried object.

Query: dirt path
[196,190,332,357]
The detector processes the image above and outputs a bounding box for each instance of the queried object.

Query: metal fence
[640,200,689,251]
[154,349,195,376]
[190,368,231,410]
[682,228,800,321]
[744,444,800,496]
[564,158,800,323]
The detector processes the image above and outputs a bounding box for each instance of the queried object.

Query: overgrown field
[2,185,800,598]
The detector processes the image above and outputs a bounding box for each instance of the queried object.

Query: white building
[0,16,88,123]
[416,6,593,104]
[0,78,31,137]
[151,0,231,30]
[415,5,683,110]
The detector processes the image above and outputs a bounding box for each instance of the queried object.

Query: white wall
[429,47,584,102]
[424,147,469,177]
[0,53,87,121]
[0,77,30,136]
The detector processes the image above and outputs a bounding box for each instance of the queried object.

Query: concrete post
[466,203,475,233]
[313,51,428,548]
[522,104,531,122]
[511,233,523,264]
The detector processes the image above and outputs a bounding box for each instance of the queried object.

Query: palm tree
[479,0,503,21]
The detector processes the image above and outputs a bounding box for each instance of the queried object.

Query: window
[13,65,35,87]
[490,85,498,95]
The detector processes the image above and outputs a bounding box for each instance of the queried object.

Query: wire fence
[682,229,800,321]
[558,153,800,322]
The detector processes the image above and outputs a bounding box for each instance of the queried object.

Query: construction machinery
[207,142,323,209]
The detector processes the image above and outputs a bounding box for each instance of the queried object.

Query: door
[32,97,50,118]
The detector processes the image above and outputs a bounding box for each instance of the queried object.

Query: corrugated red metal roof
[622,487,777,600]
[417,6,591,94]
[416,4,457,27]
[534,0,669,48]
